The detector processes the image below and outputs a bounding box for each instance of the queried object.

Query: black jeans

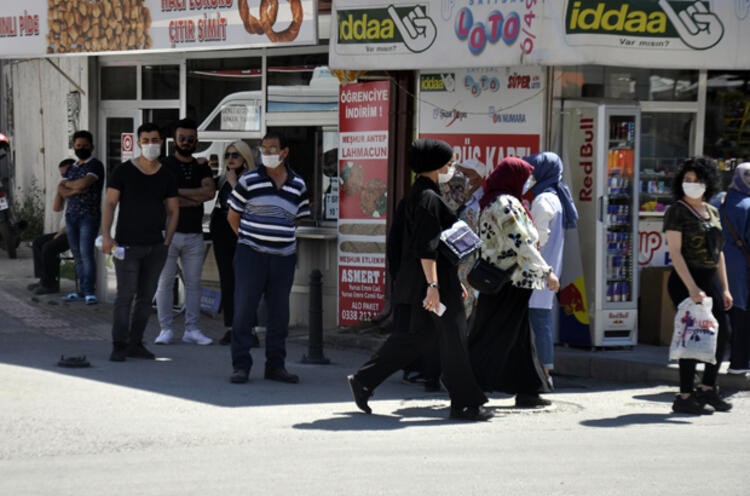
[111,244,168,346]
[32,232,69,288]
[667,267,730,393]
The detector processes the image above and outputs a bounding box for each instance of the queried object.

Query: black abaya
[468,284,549,394]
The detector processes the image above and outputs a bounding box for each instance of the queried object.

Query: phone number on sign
[340,309,374,322]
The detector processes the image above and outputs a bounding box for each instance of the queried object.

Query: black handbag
[439,220,482,265]
[467,257,516,295]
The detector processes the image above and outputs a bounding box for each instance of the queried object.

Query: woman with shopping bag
[663,157,733,415]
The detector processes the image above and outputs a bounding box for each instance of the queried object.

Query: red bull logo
[558,277,590,325]
[559,284,584,314]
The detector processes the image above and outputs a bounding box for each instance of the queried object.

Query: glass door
[605,112,637,305]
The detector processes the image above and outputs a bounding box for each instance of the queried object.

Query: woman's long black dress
[354,176,487,409]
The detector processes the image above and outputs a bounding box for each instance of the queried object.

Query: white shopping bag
[669,297,719,364]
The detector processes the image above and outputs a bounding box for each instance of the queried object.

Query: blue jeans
[65,214,99,296]
[155,232,206,332]
[231,244,296,372]
[529,308,554,370]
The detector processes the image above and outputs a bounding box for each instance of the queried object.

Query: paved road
[1,246,749,495]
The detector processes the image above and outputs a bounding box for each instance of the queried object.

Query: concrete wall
[8,57,89,232]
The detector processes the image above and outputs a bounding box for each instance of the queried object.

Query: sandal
[57,355,90,368]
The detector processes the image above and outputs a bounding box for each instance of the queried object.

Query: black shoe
[230,369,250,384]
[109,343,128,362]
[672,394,714,415]
[126,342,156,360]
[347,374,372,414]
[249,331,260,348]
[219,330,231,346]
[34,285,60,295]
[265,367,299,384]
[449,405,494,421]
[695,388,732,412]
[27,282,41,291]
[515,393,552,408]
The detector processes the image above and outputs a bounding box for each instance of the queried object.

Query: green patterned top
[663,200,724,269]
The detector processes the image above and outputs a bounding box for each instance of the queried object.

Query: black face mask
[74,148,92,160]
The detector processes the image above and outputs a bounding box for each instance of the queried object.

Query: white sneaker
[727,368,750,375]
[154,329,174,345]
[183,329,213,345]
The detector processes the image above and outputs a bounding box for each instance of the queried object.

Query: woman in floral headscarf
[720,162,750,375]
[467,157,559,408]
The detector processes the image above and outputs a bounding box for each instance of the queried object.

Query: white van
[186,66,340,224]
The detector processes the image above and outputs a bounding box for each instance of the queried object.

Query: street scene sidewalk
[3,243,750,496]
[1,243,748,391]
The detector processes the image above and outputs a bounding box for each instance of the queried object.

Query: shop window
[101,66,136,100]
[186,57,262,128]
[639,112,694,214]
[556,66,698,102]
[267,125,337,224]
[142,65,180,100]
[703,71,750,163]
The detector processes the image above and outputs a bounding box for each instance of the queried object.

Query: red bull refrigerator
[558,100,640,348]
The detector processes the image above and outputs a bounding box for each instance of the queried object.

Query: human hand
[100,234,114,255]
[723,289,733,311]
[546,272,560,292]
[658,0,724,50]
[387,5,437,53]
[422,287,441,312]
[689,286,707,303]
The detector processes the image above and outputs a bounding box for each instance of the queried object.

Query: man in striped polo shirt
[227,132,311,384]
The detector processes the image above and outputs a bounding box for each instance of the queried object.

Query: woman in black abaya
[468,157,559,407]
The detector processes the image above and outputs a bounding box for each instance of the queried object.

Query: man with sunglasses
[154,119,216,346]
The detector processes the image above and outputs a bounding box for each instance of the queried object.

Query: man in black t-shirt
[101,122,179,362]
[154,119,216,346]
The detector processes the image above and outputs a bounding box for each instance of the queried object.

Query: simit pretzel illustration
[238,0,303,42]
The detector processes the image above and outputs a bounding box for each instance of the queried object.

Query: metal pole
[301,269,330,364]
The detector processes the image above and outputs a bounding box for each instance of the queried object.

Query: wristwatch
[427,282,439,289]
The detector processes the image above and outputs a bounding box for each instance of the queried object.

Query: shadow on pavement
[580,413,691,427]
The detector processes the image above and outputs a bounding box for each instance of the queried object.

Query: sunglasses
[176,135,196,144]
[224,152,242,159]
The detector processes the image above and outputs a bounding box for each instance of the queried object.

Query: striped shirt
[228,166,311,256]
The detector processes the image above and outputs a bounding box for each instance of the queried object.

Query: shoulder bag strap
[720,206,750,265]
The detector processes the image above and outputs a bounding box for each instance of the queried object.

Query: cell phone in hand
[433,302,446,317]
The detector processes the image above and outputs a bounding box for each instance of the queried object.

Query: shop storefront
[329,0,750,340]
[1,1,345,328]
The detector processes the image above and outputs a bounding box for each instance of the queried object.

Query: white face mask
[682,182,706,199]
[438,165,455,184]
[262,154,281,169]
[141,144,161,161]
[522,175,536,195]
